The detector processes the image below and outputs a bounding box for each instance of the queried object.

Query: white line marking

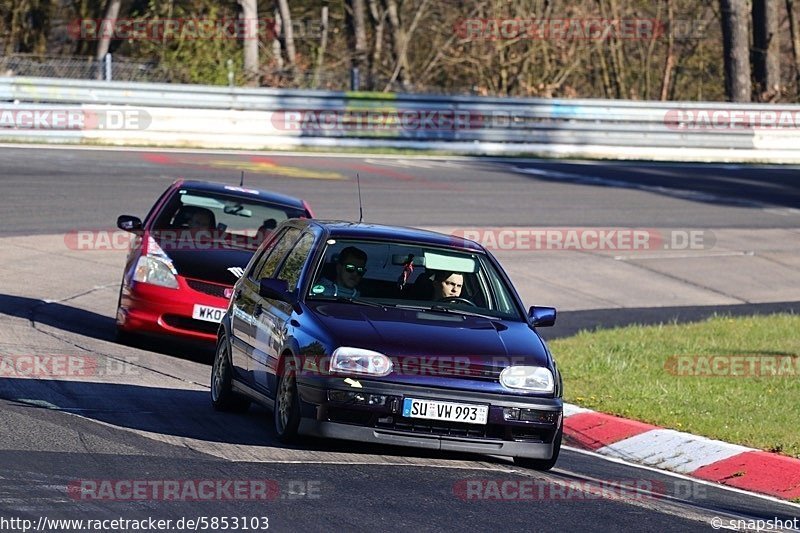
[563,445,800,511]
[595,429,752,474]
[614,251,755,261]
[563,403,593,417]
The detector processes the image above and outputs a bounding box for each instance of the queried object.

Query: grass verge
[551,313,800,458]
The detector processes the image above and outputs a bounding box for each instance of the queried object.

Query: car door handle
[254,303,263,317]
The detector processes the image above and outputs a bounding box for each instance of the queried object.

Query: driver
[313,246,368,298]
[432,271,463,300]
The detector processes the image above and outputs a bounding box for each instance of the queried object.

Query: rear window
[153,189,307,238]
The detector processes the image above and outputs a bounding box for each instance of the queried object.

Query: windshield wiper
[310,296,394,308]
[396,304,497,320]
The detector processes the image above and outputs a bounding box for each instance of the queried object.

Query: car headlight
[133,255,179,288]
[330,347,393,377]
[500,366,554,393]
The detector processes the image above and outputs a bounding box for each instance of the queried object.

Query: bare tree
[720,0,752,101]
[659,0,676,100]
[272,6,284,71]
[348,0,368,87]
[367,0,386,90]
[276,0,297,74]
[312,2,330,88]
[96,0,121,65]
[383,0,411,89]
[752,0,780,100]
[5,0,53,55]
[786,0,800,97]
[238,0,259,86]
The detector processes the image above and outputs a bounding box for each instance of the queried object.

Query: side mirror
[117,215,143,232]
[528,306,556,327]
[259,278,292,303]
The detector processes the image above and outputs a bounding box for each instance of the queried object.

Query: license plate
[192,304,226,323]
[402,398,488,425]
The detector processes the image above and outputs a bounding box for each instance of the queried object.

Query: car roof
[297,220,485,252]
[176,179,307,209]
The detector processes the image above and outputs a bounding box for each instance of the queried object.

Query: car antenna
[356,173,364,223]
[240,171,244,187]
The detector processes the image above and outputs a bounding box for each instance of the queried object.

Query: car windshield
[152,188,307,247]
[306,239,524,320]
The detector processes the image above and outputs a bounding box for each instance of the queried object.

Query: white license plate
[402,398,488,425]
[192,304,227,323]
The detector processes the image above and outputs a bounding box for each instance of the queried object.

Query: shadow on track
[0,293,214,363]
[0,378,497,465]
[510,160,800,209]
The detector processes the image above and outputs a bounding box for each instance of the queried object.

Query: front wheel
[114,285,138,346]
[273,357,301,444]
[513,425,562,471]
[211,335,250,413]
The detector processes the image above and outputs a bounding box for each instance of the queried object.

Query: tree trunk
[720,0,752,102]
[350,0,368,86]
[752,0,780,99]
[660,0,676,100]
[238,0,259,86]
[276,0,296,73]
[95,0,121,62]
[367,0,385,90]
[272,7,284,71]
[383,0,410,89]
[312,3,330,88]
[786,0,800,97]
[603,0,628,99]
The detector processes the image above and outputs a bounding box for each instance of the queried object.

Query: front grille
[375,416,505,440]
[393,360,503,381]
[451,363,503,381]
[327,407,375,425]
[326,405,550,442]
[509,427,547,442]
[186,278,230,298]
[163,315,218,335]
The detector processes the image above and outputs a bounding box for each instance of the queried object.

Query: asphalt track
[1,146,799,532]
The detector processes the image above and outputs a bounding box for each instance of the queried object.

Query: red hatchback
[115,179,314,344]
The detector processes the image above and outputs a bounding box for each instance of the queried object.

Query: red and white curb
[562,403,800,500]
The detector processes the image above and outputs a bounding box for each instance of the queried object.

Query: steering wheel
[438,296,478,307]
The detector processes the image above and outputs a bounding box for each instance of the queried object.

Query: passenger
[432,271,464,300]
[172,206,215,230]
[255,218,278,244]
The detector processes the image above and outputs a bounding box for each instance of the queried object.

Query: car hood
[307,302,549,367]
[165,247,254,286]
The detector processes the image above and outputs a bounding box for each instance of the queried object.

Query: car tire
[114,285,137,346]
[273,356,301,444]
[513,425,562,471]
[211,335,251,413]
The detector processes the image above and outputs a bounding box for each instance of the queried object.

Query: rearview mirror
[528,306,556,327]
[117,215,143,232]
[259,278,292,303]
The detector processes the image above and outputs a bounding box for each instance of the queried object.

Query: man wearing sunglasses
[314,246,368,298]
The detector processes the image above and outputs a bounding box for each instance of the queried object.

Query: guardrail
[1,76,799,162]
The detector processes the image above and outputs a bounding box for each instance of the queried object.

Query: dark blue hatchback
[211,219,563,470]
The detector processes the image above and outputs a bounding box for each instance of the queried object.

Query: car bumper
[297,378,562,459]
[117,278,229,343]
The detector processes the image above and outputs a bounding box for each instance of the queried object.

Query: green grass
[551,314,800,458]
